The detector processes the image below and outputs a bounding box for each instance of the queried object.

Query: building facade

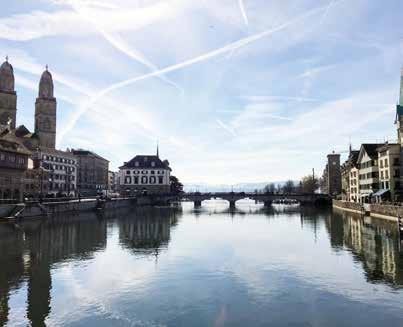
[108,171,117,192]
[72,149,109,196]
[0,58,79,198]
[119,154,171,195]
[340,149,359,202]
[357,144,381,203]
[375,143,401,202]
[322,152,341,196]
[33,149,77,196]
[0,128,30,201]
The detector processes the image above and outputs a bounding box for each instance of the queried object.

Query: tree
[300,175,319,194]
[283,180,295,194]
[263,183,276,194]
[170,175,184,195]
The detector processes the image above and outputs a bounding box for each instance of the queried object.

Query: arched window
[141,176,148,184]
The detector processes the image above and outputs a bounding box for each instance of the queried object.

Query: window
[385,159,388,167]
[151,170,155,174]
[135,161,139,167]
[125,176,131,184]
[134,176,139,184]
[151,161,155,167]
[150,176,156,184]
[141,176,148,184]
[158,176,163,184]
[142,170,148,174]
[126,170,131,175]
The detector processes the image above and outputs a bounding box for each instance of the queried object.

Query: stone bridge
[180,192,331,208]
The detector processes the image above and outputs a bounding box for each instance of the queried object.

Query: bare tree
[300,175,319,194]
[283,180,295,194]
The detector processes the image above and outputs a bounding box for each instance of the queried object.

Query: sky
[0,0,402,185]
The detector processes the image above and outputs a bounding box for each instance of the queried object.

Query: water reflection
[0,213,107,326]
[118,207,179,256]
[1,203,403,326]
[329,210,403,287]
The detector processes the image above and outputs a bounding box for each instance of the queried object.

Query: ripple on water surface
[1,200,403,326]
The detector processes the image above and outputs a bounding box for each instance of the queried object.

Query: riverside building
[118,149,171,195]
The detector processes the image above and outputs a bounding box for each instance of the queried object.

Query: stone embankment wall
[0,198,140,219]
[333,199,403,221]
[370,204,403,220]
[333,200,362,214]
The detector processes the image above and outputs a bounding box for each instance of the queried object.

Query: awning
[373,189,390,197]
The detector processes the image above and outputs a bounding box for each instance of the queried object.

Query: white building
[357,144,381,203]
[118,153,171,195]
[375,143,401,202]
[33,148,77,196]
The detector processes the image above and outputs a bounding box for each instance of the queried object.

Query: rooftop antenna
[156,141,159,158]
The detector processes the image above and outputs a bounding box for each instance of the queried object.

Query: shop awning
[373,189,390,197]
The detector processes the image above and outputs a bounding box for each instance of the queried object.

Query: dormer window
[151,161,155,167]
[135,161,139,167]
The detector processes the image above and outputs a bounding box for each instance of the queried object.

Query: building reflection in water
[328,211,403,287]
[118,206,179,257]
[0,213,107,326]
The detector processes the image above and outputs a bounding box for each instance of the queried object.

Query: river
[1,200,403,326]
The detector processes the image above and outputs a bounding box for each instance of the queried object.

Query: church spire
[400,66,403,105]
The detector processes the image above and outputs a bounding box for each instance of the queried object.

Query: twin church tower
[0,57,57,149]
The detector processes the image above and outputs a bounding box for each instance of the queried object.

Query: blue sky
[1,0,402,184]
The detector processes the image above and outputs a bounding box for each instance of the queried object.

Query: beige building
[340,149,359,202]
[349,165,360,203]
[72,149,109,196]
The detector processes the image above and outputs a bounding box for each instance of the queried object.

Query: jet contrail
[59,3,332,142]
[217,119,237,137]
[318,0,335,26]
[238,0,249,26]
[70,1,183,93]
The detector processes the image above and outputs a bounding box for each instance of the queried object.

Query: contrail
[69,1,183,93]
[216,119,237,137]
[59,3,332,142]
[318,0,335,26]
[238,0,249,26]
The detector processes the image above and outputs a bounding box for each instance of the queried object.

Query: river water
[1,200,403,327]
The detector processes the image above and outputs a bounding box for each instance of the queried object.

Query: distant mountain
[183,181,296,193]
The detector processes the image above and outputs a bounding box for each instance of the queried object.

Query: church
[0,57,77,199]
